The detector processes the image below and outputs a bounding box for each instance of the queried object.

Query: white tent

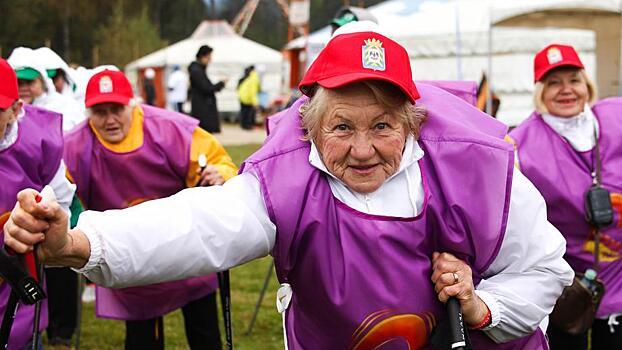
[286,0,597,126]
[126,20,283,114]
[491,0,622,99]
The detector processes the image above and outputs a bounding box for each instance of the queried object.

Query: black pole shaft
[245,259,273,335]
[196,163,233,349]
[74,274,84,350]
[31,254,44,350]
[447,297,466,350]
[217,271,232,350]
[0,291,19,349]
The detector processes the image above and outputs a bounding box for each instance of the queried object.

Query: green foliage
[94,2,167,67]
[0,0,387,66]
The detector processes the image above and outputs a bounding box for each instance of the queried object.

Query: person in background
[330,5,378,34]
[143,68,156,106]
[0,58,75,350]
[237,65,260,130]
[57,69,237,349]
[5,21,572,349]
[9,48,84,348]
[509,44,622,350]
[8,47,84,132]
[167,65,188,113]
[34,47,80,101]
[189,45,226,133]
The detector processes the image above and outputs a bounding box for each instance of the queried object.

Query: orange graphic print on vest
[350,309,435,350]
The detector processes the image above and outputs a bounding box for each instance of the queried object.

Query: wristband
[469,306,492,330]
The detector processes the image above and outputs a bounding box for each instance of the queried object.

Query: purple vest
[418,80,478,106]
[510,98,622,317]
[0,105,62,349]
[242,84,547,349]
[64,105,218,320]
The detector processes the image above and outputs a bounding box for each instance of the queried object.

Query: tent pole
[486,6,493,114]
[455,3,463,80]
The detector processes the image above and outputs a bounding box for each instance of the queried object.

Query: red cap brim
[316,72,419,104]
[85,94,130,108]
[535,61,584,82]
[0,95,14,109]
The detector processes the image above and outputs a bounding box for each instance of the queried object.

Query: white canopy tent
[491,0,622,99]
[126,20,283,114]
[286,0,597,126]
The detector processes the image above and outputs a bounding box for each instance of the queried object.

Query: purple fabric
[419,80,478,106]
[510,98,622,317]
[64,105,218,320]
[241,84,546,349]
[0,105,62,349]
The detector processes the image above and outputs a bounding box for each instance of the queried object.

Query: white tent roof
[126,21,282,70]
[490,0,622,98]
[287,0,595,57]
[285,0,598,126]
[491,0,622,24]
[126,20,283,113]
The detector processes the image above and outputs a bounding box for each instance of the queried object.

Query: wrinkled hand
[431,251,489,326]
[3,189,69,263]
[197,165,224,186]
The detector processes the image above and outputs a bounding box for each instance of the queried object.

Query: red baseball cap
[534,44,584,82]
[0,58,19,109]
[299,27,419,103]
[85,69,133,108]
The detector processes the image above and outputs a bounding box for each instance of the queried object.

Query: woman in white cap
[510,44,622,349]
[5,22,572,349]
[8,47,85,132]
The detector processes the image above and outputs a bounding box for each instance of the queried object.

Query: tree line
[0,0,384,68]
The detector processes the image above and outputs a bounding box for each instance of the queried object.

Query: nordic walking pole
[447,297,467,350]
[74,274,85,350]
[196,154,233,350]
[245,259,274,336]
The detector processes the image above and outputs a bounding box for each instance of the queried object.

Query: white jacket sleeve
[75,172,276,288]
[476,169,574,342]
[48,160,75,217]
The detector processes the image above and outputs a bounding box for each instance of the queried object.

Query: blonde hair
[533,68,597,114]
[299,80,426,142]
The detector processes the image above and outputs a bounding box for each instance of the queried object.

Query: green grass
[225,143,263,166]
[76,143,283,349]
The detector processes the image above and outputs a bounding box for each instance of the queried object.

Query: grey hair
[299,80,426,142]
[533,68,597,114]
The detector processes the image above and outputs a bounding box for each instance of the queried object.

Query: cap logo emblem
[99,76,113,93]
[362,38,385,71]
[547,47,563,65]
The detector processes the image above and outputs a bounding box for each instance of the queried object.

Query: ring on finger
[452,272,459,284]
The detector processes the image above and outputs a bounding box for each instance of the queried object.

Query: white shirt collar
[542,104,598,152]
[308,134,425,186]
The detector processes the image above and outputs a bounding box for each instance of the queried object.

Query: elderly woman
[509,44,622,349]
[5,22,572,349]
[0,58,75,350]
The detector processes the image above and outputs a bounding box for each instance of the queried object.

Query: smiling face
[315,84,408,194]
[541,67,589,118]
[88,102,132,143]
